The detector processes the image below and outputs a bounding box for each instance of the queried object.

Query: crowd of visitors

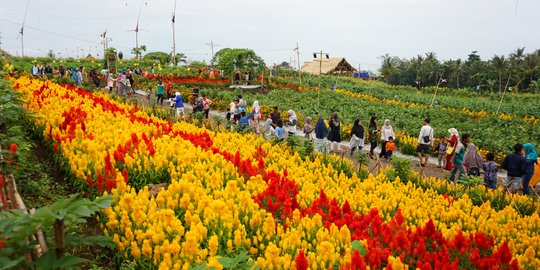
[217,97,539,194]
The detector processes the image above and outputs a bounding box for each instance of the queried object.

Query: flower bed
[12,76,540,269]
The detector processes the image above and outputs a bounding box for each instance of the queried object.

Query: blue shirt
[175,95,184,108]
[275,126,285,140]
[157,84,164,95]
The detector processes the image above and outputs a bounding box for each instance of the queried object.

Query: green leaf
[0,256,25,270]
[217,257,234,268]
[351,240,366,256]
[53,256,88,269]
[33,250,56,270]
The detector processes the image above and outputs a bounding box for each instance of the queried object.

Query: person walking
[156,81,165,105]
[462,142,484,176]
[522,143,538,195]
[237,95,247,117]
[314,117,328,152]
[436,136,448,168]
[203,95,212,119]
[379,119,395,158]
[32,64,39,77]
[327,113,341,153]
[449,134,470,183]
[368,116,379,158]
[501,144,527,194]
[303,117,314,140]
[107,73,116,93]
[286,110,297,136]
[483,153,498,189]
[445,128,460,171]
[251,101,261,134]
[174,92,185,119]
[349,119,365,157]
[416,118,434,167]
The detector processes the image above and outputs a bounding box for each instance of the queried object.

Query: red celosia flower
[10,143,17,153]
[295,249,309,270]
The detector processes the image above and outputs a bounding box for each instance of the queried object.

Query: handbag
[446,146,455,155]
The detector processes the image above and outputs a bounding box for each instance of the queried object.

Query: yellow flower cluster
[12,77,540,269]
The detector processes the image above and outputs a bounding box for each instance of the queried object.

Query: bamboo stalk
[30,208,48,256]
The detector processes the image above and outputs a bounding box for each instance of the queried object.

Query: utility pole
[18,0,31,57]
[313,50,329,104]
[293,42,302,85]
[171,0,177,66]
[205,40,219,67]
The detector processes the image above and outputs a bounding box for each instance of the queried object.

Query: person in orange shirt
[385,136,396,160]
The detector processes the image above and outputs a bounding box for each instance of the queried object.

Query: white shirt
[418,125,434,146]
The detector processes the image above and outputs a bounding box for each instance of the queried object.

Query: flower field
[12,76,540,269]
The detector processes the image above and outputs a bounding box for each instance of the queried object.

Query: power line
[0,18,134,52]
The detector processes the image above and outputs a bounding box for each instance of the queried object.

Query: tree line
[378,48,540,93]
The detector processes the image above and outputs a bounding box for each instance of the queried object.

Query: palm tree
[424,52,440,85]
[524,54,540,85]
[379,54,399,83]
[171,52,187,66]
[491,55,507,92]
[452,59,463,88]
[409,55,425,84]
[529,79,540,93]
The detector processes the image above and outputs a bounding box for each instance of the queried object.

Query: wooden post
[54,219,65,258]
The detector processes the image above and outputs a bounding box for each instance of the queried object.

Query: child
[274,119,285,141]
[437,136,448,168]
[482,153,498,189]
[385,137,396,160]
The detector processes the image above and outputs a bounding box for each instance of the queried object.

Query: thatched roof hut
[300,58,356,76]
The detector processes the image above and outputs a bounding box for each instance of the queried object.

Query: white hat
[175,92,180,96]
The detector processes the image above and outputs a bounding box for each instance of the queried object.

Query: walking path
[127,91,507,179]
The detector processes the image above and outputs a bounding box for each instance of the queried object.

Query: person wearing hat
[174,92,185,118]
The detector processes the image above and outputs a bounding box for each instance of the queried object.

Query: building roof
[300,57,356,75]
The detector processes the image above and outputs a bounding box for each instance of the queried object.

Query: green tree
[212,48,265,76]
[491,55,507,92]
[47,49,55,58]
[171,52,187,66]
[143,51,171,65]
[379,54,400,84]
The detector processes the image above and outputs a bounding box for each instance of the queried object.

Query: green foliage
[0,195,114,269]
[286,134,300,151]
[212,48,265,76]
[217,250,260,270]
[351,240,366,256]
[388,157,414,182]
[143,52,175,65]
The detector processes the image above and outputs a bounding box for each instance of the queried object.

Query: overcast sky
[0,0,538,71]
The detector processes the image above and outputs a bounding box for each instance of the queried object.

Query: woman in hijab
[252,101,261,134]
[71,67,79,85]
[445,128,460,171]
[462,143,484,176]
[315,117,328,139]
[314,117,329,152]
[368,116,380,158]
[522,143,538,195]
[303,117,314,140]
[263,119,275,139]
[327,113,341,153]
[379,119,395,158]
[286,110,297,136]
[349,119,365,156]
